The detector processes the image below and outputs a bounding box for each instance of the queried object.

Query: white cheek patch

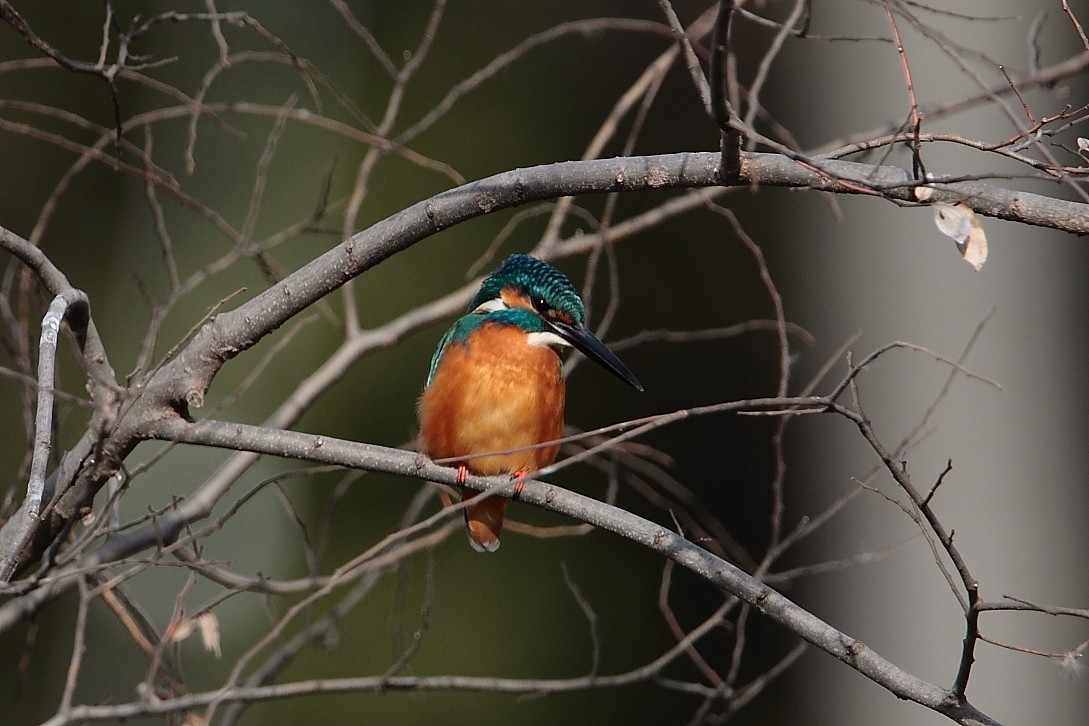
[527,331,570,349]
[473,298,508,314]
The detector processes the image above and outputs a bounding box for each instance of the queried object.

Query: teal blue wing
[425,309,546,386]
[426,315,477,387]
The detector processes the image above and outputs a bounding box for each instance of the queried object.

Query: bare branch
[118,415,999,724]
[1,7,1085,724]
[146,150,1088,417]
[0,289,89,581]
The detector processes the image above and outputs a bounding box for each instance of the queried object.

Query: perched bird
[417,254,643,552]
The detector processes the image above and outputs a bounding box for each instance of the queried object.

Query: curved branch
[0,226,117,395]
[0,290,88,581]
[0,230,121,579]
[152,151,1089,416]
[90,416,996,726]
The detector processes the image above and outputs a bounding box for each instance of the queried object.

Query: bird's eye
[531,296,549,313]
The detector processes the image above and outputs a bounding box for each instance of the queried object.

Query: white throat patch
[473,296,568,349]
[527,331,570,349]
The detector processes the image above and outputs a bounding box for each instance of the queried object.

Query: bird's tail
[461,488,508,553]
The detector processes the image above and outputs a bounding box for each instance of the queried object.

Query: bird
[417,253,643,552]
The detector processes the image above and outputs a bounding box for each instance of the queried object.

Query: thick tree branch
[152,151,1089,415]
[104,416,997,726]
[0,403,1002,724]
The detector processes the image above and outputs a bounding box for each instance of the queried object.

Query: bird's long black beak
[549,320,644,392]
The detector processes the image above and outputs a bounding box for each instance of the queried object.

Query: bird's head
[470,254,643,391]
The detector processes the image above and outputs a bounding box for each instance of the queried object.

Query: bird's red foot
[455,462,468,485]
[511,470,527,501]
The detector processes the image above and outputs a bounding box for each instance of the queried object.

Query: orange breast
[417,323,565,476]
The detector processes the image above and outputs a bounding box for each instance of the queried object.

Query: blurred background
[0,1,1086,724]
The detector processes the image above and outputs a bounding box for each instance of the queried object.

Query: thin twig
[709,0,741,178]
[562,563,603,678]
[884,4,926,180]
[1061,0,1089,50]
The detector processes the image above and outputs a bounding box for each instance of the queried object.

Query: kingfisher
[417,254,643,552]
